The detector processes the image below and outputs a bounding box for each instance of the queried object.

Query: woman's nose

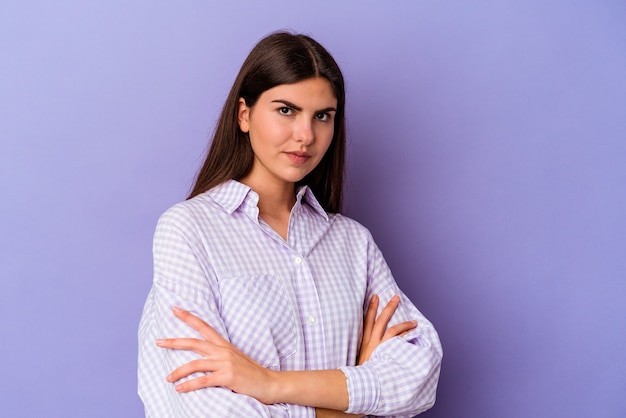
[294,118,314,145]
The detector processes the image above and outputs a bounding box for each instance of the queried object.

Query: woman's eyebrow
[271,100,302,111]
[271,99,337,113]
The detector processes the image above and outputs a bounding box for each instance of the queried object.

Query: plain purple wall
[1,1,624,417]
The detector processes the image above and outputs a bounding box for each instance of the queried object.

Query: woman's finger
[362,294,379,344]
[172,307,227,346]
[156,337,213,357]
[371,295,400,340]
[382,320,417,342]
[174,372,222,393]
[167,359,217,383]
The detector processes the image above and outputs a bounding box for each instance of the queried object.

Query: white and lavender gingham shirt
[138,180,442,417]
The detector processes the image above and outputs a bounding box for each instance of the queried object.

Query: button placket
[293,256,316,327]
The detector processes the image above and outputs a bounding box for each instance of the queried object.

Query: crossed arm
[155,294,416,416]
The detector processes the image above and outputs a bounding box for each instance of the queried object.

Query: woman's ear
[237,98,250,133]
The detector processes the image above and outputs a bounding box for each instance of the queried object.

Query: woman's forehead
[259,78,337,107]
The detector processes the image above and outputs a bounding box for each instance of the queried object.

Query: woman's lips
[284,151,311,164]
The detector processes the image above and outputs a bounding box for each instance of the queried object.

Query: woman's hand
[156,307,279,404]
[357,294,417,365]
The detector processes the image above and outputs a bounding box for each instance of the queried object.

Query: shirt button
[294,257,303,265]
[306,316,316,324]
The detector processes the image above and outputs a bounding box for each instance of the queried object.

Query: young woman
[138,32,442,417]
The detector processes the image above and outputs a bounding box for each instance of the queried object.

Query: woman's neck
[239,176,296,240]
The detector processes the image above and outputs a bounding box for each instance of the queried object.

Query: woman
[138,32,442,417]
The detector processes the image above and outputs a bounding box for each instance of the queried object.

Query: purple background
[1,1,625,417]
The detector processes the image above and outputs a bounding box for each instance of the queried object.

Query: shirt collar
[207,179,256,215]
[207,179,329,221]
[296,185,329,221]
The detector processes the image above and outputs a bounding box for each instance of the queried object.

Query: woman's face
[238,77,337,189]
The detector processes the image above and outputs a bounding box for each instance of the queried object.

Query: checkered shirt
[138,180,442,417]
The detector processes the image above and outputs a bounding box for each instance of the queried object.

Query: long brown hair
[187,31,346,213]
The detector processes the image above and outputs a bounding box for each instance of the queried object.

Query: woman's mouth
[284,151,311,164]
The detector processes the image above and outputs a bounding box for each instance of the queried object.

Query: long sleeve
[339,235,443,417]
[137,207,314,418]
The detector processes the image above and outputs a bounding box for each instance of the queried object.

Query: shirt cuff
[339,364,381,415]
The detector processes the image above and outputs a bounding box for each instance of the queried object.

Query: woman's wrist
[265,369,287,405]
[265,369,349,410]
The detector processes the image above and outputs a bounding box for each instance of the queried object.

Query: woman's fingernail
[371,294,378,303]
[166,374,173,382]
[173,306,184,314]
[156,339,165,346]
[392,295,400,302]
[412,320,418,326]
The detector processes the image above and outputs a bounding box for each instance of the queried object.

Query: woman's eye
[278,107,293,116]
[315,112,330,121]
